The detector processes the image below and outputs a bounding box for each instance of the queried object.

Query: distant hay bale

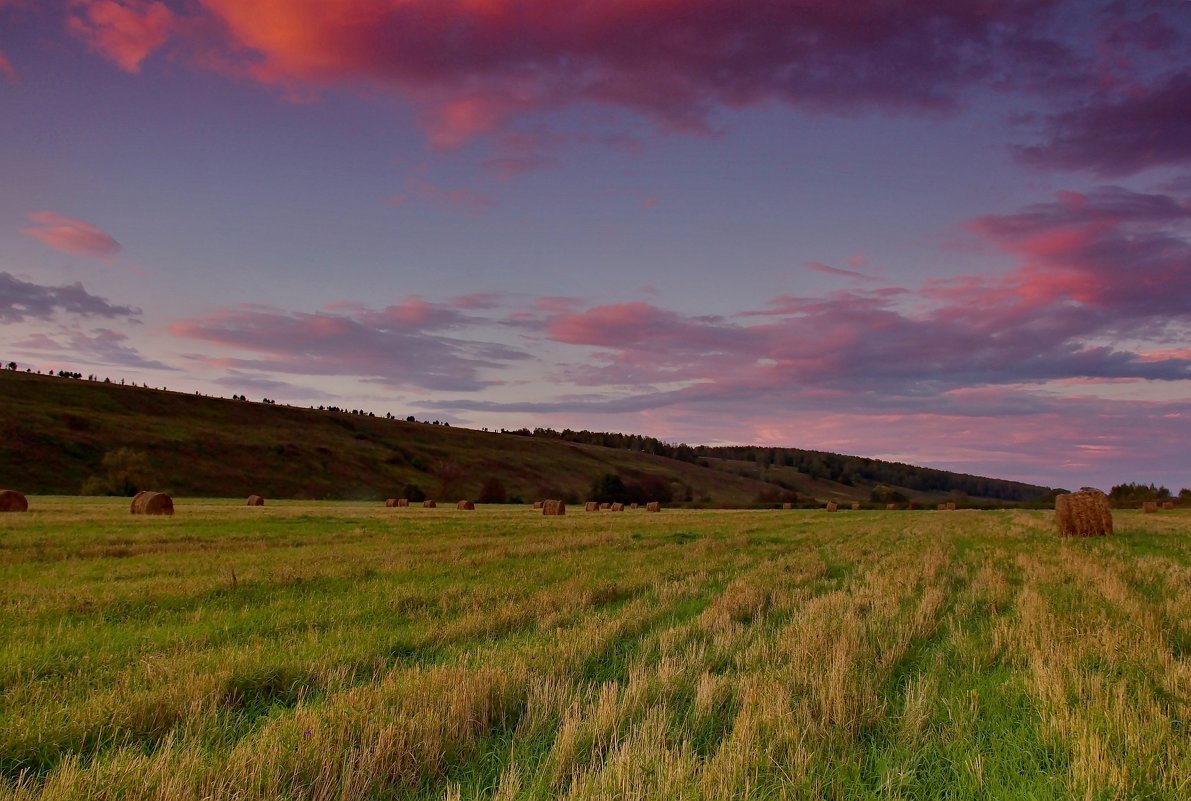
[246,495,264,506]
[0,490,28,512]
[1162,501,1174,510]
[423,500,437,508]
[826,502,838,512]
[131,491,173,516]
[946,502,957,511]
[385,498,398,507]
[457,500,475,510]
[1055,490,1113,537]
[1142,501,1158,513]
[851,502,860,510]
[585,502,599,512]
[610,503,625,511]
[542,499,565,516]
[532,501,543,510]
[646,501,661,512]
[398,499,409,507]
[600,503,611,510]
[886,503,896,510]
[782,503,793,510]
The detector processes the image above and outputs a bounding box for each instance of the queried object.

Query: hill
[0,370,1053,504]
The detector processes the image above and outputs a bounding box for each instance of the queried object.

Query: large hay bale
[131,491,173,516]
[423,500,437,509]
[247,494,264,506]
[532,501,543,510]
[1055,490,1113,537]
[886,503,897,510]
[585,502,599,512]
[826,502,838,512]
[610,503,625,512]
[1162,501,1174,510]
[398,498,409,507]
[385,498,398,507]
[0,490,28,512]
[851,502,861,511]
[782,502,793,510]
[600,502,611,510]
[646,501,661,512]
[542,499,565,516]
[937,503,947,511]
[946,502,957,511]
[457,500,475,510]
[1142,501,1158,513]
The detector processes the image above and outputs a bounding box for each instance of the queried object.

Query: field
[1,501,1187,800]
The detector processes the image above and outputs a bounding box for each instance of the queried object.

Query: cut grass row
[1,500,1187,800]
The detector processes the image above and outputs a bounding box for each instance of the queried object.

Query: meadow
[0,500,1187,800]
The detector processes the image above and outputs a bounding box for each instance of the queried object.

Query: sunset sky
[2,0,1189,490]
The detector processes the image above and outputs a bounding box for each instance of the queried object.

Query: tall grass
[1,499,1187,799]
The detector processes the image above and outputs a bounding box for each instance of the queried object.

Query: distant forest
[503,427,1054,502]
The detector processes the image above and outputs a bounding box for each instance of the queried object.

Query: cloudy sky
[2,0,1189,490]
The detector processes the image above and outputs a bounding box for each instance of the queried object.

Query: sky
[1,0,1190,491]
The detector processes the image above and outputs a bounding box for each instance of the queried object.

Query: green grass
[0,500,1187,800]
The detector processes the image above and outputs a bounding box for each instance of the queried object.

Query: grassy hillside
[0,501,1186,799]
[0,371,1049,503]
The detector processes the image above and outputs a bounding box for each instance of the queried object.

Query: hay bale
[398,498,409,507]
[826,502,838,512]
[1055,490,1113,537]
[532,501,543,510]
[610,502,624,511]
[0,490,28,512]
[886,503,896,510]
[851,502,860,511]
[457,500,475,510]
[937,503,947,511]
[946,502,957,511]
[131,491,173,516]
[782,502,793,510]
[1162,501,1174,510]
[646,501,661,512]
[423,500,437,509]
[1142,501,1158,513]
[542,499,565,516]
[585,502,599,512]
[600,503,611,510]
[247,494,264,506]
[385,498,398,507]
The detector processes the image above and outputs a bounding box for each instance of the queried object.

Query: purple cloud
[0,272,139,323]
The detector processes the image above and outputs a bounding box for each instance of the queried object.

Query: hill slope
[0,371,1052,503]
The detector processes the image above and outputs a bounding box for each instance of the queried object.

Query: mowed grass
[0,500,1187,800]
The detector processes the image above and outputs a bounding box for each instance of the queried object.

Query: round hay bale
[0,490,28,512]
[423,500,437,508]
[398,498,409,507]
[646,501,661,512]
[247,495,264,506]
[826,502,838,512]
[585,501,599,512]
[600,502,611,510]
[610,502,625,511]
[1142,501,1158,513]
[946,502,957,511]
[781,502,793,510]
[131,491,174,516]
[457,500,475,510]
[385,498,399,507]
[851,502,861,510]
[542,499,565,516]
[1162,501,1174,510]
[1055,490,1113,537]
[886,503,897,510]
[532,501,543,510]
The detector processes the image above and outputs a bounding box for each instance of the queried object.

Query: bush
[478,477,507,504]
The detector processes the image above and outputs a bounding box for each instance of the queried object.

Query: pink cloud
[65,0,1091,147]
[21,211,122,258]
[0,49,16,82]
[389,176,495,212]
[804,260,874,281]
[67,0,175,73]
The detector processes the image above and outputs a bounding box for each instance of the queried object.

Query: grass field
[1,500,1187,800]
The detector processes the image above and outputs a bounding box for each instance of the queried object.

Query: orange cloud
[67,0,175,73]
[22,211,121,258]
